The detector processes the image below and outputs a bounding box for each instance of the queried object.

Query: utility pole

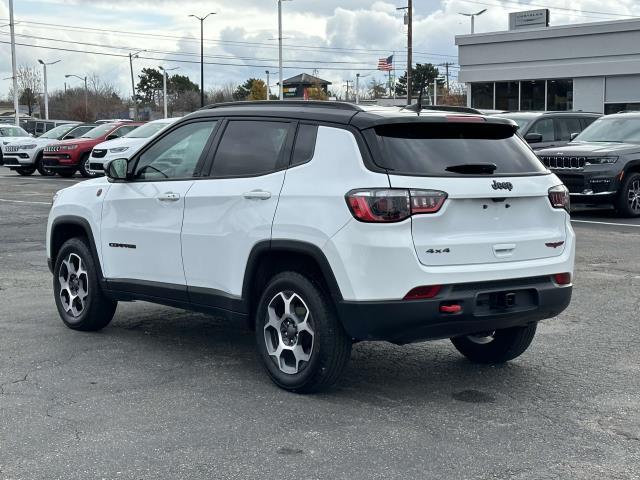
[344,80,352,102]
[9,0,19,126]
[407,0,413,105]
[265,70,271,100]
[129,50,145,120]
[355,74,360,105]
[38,59,60,120]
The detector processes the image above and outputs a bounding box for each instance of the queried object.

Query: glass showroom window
[547,79,573,111]
[495,82,519,111]
[520,80,545,110]
[471,83,494,109]
[605,103,640,115]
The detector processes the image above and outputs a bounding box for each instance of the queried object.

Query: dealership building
[456,15,640,114]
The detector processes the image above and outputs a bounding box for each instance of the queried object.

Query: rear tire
[16,167,35,176]
[53,237,117,331]
[36,154,55,176]
[451,323,537,364]
[255,271,352,393]
[57,168,76,178]
[616,172,640,218]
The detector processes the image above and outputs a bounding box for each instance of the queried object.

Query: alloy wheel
[58,253,89,318]
[263,291,315,375]
[467,331,496,345]
[628,179,640,213]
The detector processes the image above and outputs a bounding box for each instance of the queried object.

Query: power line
[9,19,458,59]
[0,39,435,72]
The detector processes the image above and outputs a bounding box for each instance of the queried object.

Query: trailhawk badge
[492,180,513,191]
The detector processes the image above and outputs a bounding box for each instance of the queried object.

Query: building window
[547,79,573,111]
[495,82,519,111]
[471,83,494,109]
[520,80,545,111]
[604,103,640,115]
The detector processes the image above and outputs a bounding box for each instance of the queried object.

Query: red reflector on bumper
[404,285,442,300]
[440,304,462,314]
[553,273,572,285]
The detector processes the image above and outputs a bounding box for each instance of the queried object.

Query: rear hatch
[364,119,567,267]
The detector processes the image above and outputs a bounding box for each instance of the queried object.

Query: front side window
[211,120,291,177]
[529,118,554,142]
[134,121,217,180]
[555,118,582,141]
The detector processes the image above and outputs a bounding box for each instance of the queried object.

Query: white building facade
[456,18,640,114]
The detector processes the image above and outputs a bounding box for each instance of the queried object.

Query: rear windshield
[365,123,547,176]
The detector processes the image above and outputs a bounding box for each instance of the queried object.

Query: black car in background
[494,111,601,150]
[537,112,640,217]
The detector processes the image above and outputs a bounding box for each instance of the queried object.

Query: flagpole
[392,51,396,99]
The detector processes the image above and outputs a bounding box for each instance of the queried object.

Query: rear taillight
[404,285,442,300]
[346,189,447,223]
[553,273,572,285]
[548,185,570,212]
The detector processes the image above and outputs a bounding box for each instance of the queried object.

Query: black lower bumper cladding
[338,276,572,344]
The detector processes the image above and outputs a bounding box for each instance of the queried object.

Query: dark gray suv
[537,112,640,217]
[495,111,601,150]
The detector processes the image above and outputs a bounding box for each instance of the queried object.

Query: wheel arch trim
[49,215,104,280]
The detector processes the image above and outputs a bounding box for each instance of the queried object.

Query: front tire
[451,323,537,364]
[16,166,35,176]
[616,172,640,217]
[79,153,99,178]
[255,271,352,393]
[53,237,117,331]
[36,154,55,176]
[57,168,76,178]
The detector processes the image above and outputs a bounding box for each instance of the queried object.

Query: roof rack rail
[201,100,363,111]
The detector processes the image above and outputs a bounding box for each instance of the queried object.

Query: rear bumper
[337,276,572,344]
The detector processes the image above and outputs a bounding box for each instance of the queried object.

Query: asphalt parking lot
[0,171,639,480]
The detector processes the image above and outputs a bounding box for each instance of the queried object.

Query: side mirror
[570,132,579,141]
[105,158,128,181]
[105,134,119,140]
[524,132,543,144]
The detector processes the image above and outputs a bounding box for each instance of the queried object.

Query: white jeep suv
[46,101,575,393]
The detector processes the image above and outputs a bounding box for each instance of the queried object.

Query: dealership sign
[509,9,550,30]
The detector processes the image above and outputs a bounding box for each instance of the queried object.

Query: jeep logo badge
[492,180,513,191]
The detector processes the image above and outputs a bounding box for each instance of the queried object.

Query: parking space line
[571,219,640,228]
[0,198,50,206]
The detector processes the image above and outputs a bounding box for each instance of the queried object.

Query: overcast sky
[1,0,639,99]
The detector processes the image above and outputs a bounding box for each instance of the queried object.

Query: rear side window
[212,120,291,177]
[291,124,318,167]
[365,122,547,176]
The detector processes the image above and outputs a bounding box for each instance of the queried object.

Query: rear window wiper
[445,163,497,174]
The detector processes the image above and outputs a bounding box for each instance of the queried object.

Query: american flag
[377,55,393,71]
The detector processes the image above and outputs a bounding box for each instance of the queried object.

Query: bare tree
[15,65,42,116]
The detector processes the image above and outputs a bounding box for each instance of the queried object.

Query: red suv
[43,122,143,177]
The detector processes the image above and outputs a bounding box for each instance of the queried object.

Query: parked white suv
[46,102,575,392]
[88,117,181,173]
[2,123,94,176]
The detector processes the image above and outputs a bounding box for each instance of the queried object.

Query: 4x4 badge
[492,180,513,191]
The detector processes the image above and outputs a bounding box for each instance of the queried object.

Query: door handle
[243,190,272,200]
[157,192,180,202]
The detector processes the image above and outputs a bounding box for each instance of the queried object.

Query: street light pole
[65,74,88,120]
[397,2,413,105]
[129,49,144,120]
[189,12,216,107]
[38,59,60,120]
[9,0,19,126]
[159,66,179,119]
[459,9,487,34]
[355,74,360,105]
